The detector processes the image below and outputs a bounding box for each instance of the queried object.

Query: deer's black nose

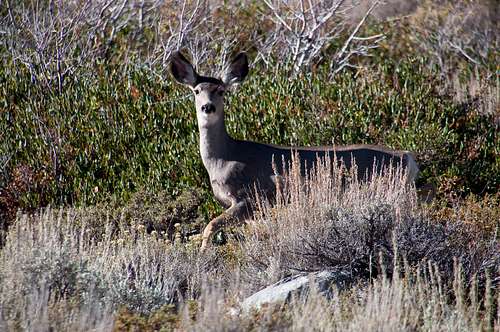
[201,104,215,114]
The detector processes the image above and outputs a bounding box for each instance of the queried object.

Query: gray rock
[240,270,351,312]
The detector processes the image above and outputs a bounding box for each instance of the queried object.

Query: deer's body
[171,52,419,250]
[202,129,415,208]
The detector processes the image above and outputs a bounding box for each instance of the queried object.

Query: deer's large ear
[170,52,198,87]
[223,53,249,86]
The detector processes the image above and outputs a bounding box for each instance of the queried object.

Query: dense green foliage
[1,56,498,223]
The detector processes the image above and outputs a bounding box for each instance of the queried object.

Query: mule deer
[170,52,419,250]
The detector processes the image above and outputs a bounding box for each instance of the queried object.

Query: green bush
[1,56,498,222]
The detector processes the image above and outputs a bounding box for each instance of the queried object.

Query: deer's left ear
[223,53,249,86]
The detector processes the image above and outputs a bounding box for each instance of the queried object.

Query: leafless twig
[2,0,164,92]
[257,0,384,77]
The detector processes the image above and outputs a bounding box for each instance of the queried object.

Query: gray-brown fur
[170,51,419,250]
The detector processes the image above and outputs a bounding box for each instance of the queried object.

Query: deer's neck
[198,117,234,167]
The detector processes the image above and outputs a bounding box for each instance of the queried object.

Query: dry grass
[0,208,224,331]
[2,156,497,331]
[178,265,499,331]
[239,156,498,293]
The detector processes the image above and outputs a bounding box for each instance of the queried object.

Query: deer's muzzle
[201,104,216,114]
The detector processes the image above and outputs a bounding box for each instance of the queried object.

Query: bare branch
[258,0,383,77]
[448,41,480,66]
[336,0,380,62]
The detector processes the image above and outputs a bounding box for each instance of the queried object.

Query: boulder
[240,270,351,312]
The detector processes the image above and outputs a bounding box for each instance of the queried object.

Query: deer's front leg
[201,200,250,251]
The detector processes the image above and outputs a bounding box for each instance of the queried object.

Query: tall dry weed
[239,155,498,293]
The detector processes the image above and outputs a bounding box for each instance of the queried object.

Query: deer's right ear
[170,52,198,87]
[223,53,249,86]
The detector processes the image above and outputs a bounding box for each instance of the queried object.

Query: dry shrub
[431,193,500,236]
[239,155,499,292]
[2,0,388,86]
[447,69,499,116]
[1,0,258,91]
[257,0,386,75]
[175,265,499,331]
[0,159,498,330]
[0,207,223,330]
[410,0,498,75]
[352,0,419,21]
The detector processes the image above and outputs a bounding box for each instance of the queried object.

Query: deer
[170,51,420,251]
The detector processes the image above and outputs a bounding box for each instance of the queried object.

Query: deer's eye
[218,89,225,96]
[194,89,200,95]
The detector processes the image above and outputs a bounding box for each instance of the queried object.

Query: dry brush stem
[1,0,184,91]
[4,0,97,92]
[3,0,388,87]
[151,0,252,77]
[147,0,211,71]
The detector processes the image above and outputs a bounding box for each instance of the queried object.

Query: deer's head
[170,52,248,128]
